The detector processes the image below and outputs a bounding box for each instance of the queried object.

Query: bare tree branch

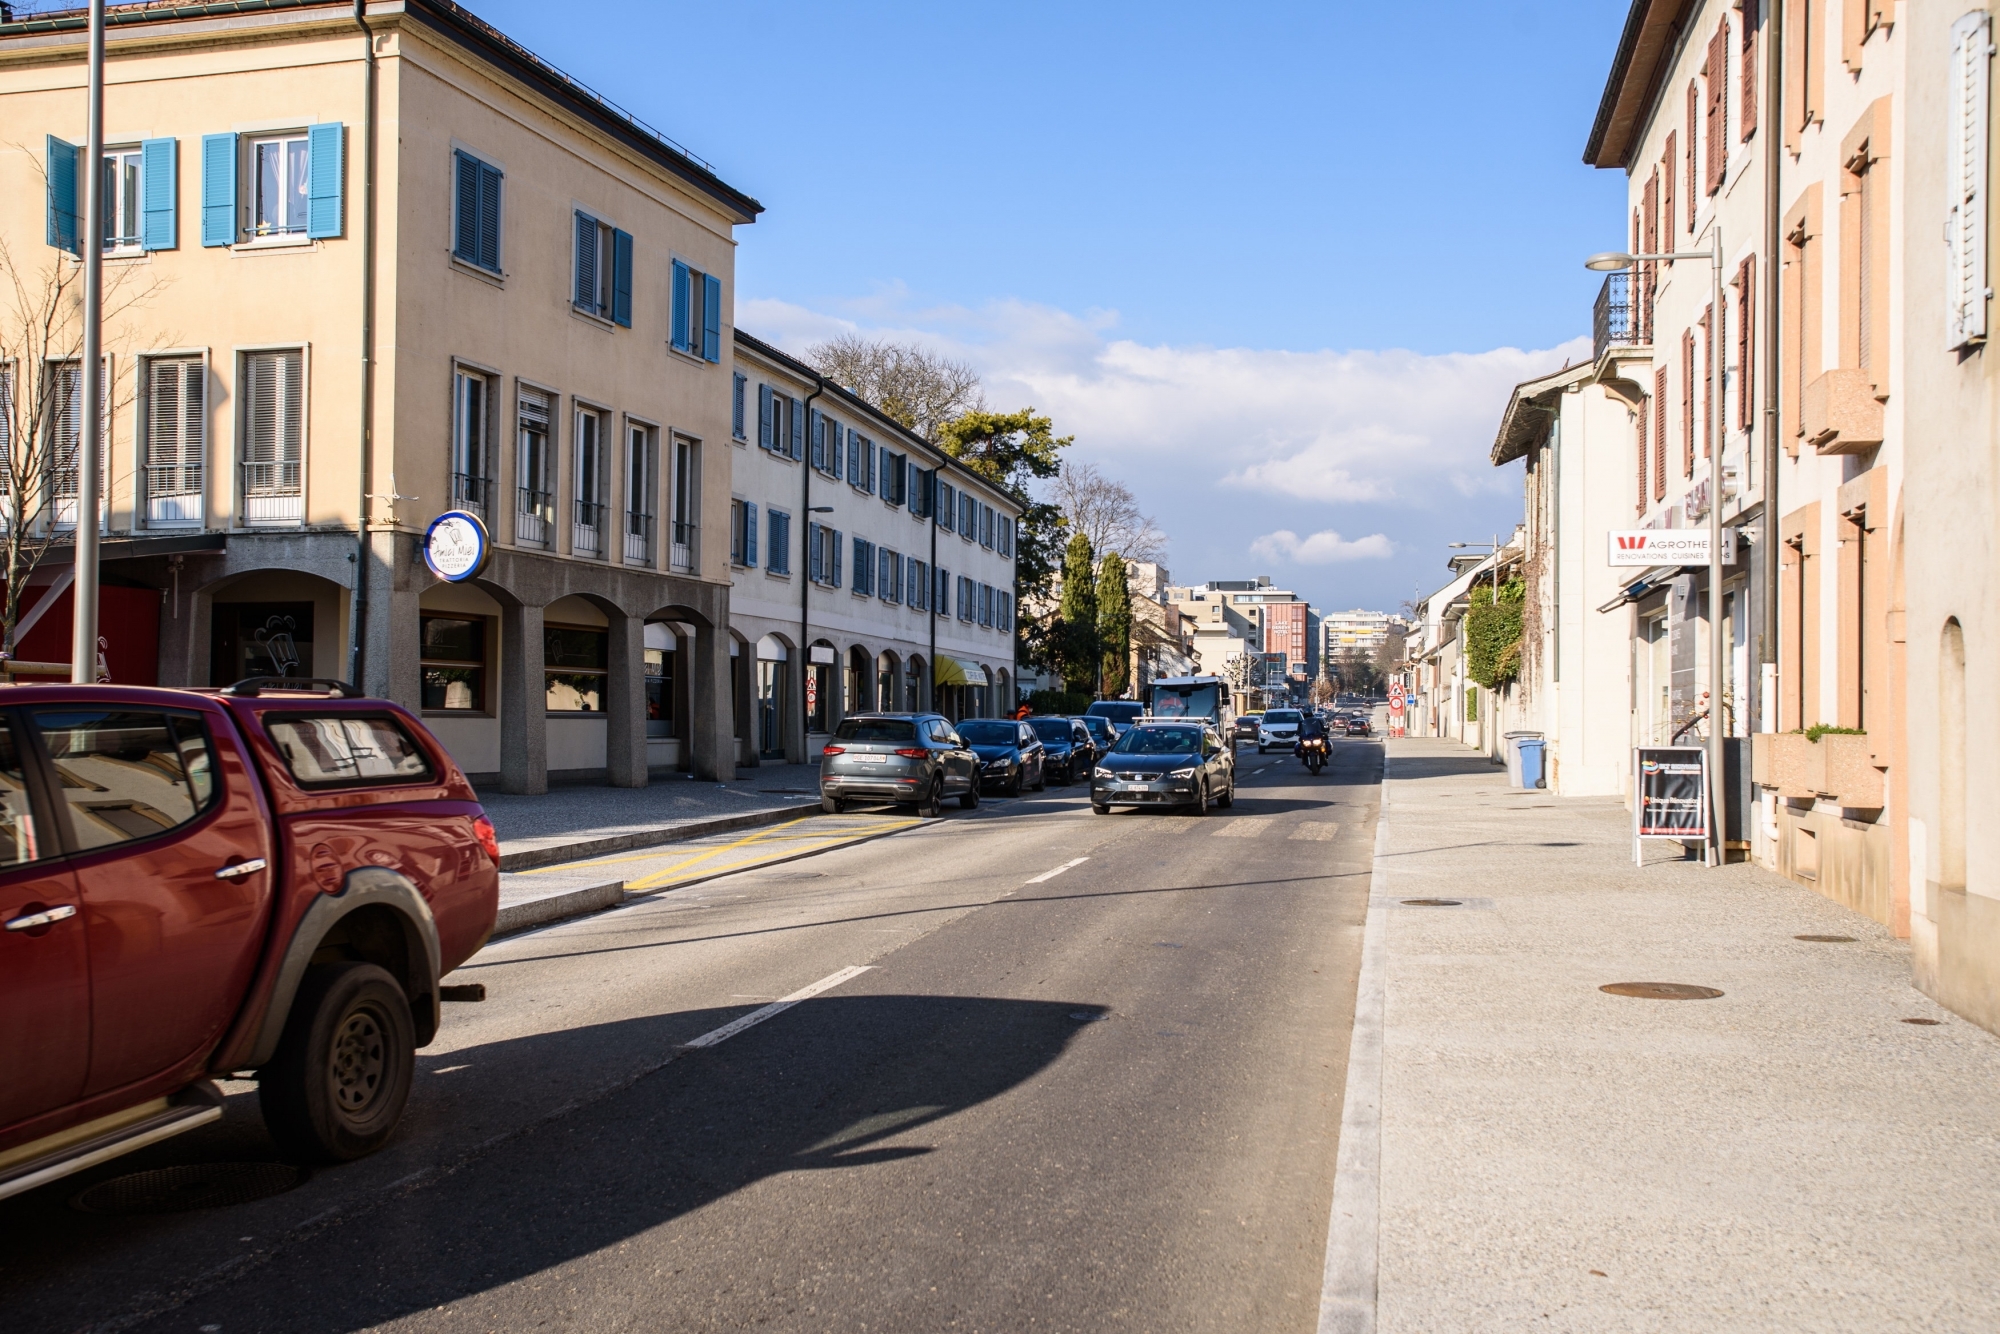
[1045,461,1167,565]
[802,333,984,441]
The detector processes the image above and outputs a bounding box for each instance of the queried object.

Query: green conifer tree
[1058,532,1099,695]
[1097,552,1131,698]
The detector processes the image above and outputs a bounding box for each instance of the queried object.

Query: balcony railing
[451,471,494,515]
[516,487,553,546]
[669,519,697,574]
[1592,270,1641,363]
[573,499,605,558]
[624,511,654,565]
[241,460,303,525]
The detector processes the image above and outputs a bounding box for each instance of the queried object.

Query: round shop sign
[424,510,490,582]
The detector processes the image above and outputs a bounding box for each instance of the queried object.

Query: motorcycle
[1298,735,1329,775]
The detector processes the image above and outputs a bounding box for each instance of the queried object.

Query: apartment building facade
[0,0,759,791]
[726,331,1021,760]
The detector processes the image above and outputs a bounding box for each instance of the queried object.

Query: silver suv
[1257,708,1304,753]
[819,713,979,816]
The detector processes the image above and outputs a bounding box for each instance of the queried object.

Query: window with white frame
[907,556,928,610]
[998,515,1013,557]
[670,435,699,573]
[451,366,491,514]
[145,356,204,526]
[625,420,656,564]
[730,498,757,567]
[250,132,311,237]
[240,349,303,524]
[516,386,554,545]
[573,211,632,326]
[573,405,606,556]
[101,146,143,252]
[957,574,975,621]
[47,359,107,531]
[879,547,900,604]
[732,373,747,441]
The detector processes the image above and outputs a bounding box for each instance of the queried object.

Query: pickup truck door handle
[214,858,269,880]
[5,903,77,932]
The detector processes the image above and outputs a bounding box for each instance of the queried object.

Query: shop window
[545,624,608,712]
[420,615,487,711]
[211,602,313,686]
[646,643,675,736]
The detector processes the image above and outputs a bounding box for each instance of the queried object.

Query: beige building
[0,0,760,790]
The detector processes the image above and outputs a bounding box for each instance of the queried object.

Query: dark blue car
[1029,716,1098,785]
[956,719,1047,797]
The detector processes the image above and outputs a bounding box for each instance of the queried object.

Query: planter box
[1751,731,1883,806]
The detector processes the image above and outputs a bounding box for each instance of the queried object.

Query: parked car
[1076,713,1117,751]
[820,713,980,814]
[957,719,1046,796]
[1232,713,1264,745]
[0,680,499,1198]
[1084,699,1145,739]
[1029,717,1097,784]
[1090,721,1235,816]
[1258,708,1305,753]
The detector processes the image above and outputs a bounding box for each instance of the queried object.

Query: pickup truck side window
[31,710,217,852]
[0,716,48,866]
[264,714,434,789]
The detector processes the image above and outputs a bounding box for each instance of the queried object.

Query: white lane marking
[1026,856,1090,884]
[1290,822,1341,841]
[1317,772,1390,1334]
[681,965,872,1050]
[1254,766,1268,774]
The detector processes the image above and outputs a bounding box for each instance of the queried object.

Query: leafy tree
[936,408,1074,672]
[1097,552,1131,697]
[1057,532,1099,695]
[1464,579,1526,688]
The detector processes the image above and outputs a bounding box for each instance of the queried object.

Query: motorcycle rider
[1294,710,1329,765]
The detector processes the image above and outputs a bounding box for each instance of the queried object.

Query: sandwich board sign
[1633,746,1708,864]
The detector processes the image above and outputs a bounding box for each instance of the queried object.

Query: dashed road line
[1025,856,1090,884]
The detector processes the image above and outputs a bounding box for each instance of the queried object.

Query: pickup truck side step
[0,1082,226,1203]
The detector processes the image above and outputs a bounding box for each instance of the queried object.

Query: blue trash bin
[1518,737,1546,789]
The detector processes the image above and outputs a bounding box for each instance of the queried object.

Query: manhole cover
[1902,1017,1942,1026]
[1795,934,1857,943]
[73,1163,305,1214]
[1401,898,1463,907]
[1600,982,1724,1000]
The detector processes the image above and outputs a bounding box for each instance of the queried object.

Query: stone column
[688,618,736,782]
[499,600,548,794]
[605,611,647,788]
[363,530,422,709]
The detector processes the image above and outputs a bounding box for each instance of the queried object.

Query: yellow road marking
[516,813,906,876]
[605,815,923,891]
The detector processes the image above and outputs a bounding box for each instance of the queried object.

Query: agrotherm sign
[1606,528,1737,567]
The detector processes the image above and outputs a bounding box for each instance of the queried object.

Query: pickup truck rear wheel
[260,962,416,1164]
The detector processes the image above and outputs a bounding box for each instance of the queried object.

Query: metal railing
[669,520,698,574]
[1592,270,1642,363]
[624,511,654,565]
[573,500,605,557]
[241,460,303,524]
[516,487,553,545]
[451,471,493,514]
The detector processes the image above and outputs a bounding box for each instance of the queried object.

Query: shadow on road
[93,994,1098,1334]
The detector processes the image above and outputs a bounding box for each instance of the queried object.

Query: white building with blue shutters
[0,0,761,793]
[729,331,1021,762]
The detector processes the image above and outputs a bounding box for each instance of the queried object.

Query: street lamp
[1585,230,1728,868]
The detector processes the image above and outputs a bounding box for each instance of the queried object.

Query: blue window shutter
[758,384,774,449]
[306,122,345,239]
[808,522,822,581]
[453,151,478,262]
[671,259,691,351]
[612,228,633,327]
[200,132,236,247]
[744,502,758,567]
[702,273,722,361]
[573,212,595,306]
[477,162,503,271]
[46,134,79,254]
[809,409,824,470]
[789,398,804,459]
[140,137,177,250]
[831,530,843,588]
[733,373,747,439]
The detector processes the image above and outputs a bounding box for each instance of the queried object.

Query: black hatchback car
[1090,721,1235,815]
[1029,716,1097,784]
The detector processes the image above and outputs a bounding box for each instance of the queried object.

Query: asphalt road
[1,736,1382,1334]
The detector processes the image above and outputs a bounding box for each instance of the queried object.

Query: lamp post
[73,0,106,683]
[1586,230,1728,867]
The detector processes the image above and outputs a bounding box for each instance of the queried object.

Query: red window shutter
[1682,329,1696,477]
[1663,132,1677,251]
[1737,256,1756,431]
[1643,172,1660,340]
[1700,306,1714,458]
[1687,82,1700,229]
[1636,398,1649,513]
[1707,27,1729,193]
[1654,367,1669,500]
[1741,0,1760,142]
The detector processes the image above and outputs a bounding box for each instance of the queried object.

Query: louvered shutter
[789,398,804,459]
[1662,132,1676,249]
[611,228,633,327]
[477,163,502,271]
[575,213,598,308]
[702,273,722,361]
[200,132,235,247]
[1653,367,1668,500]
[758,384,774,449]
[1706,29,1727,194]
[306,122,345,239]
[809,409,824,470]
[0,365,11,499]
[1949,11,1992,349]
[1737,256,1756,430]
[1685,83,1698,230]
[830,422,844,479]
[1740,0,1760,142]
[808,522,823,581]
[745,502,758,568]
[671,259,691,351]
[831,530,843,588]
[141,138,177,251]
[45,135,79,254]
[846,430,859,484]
[732,373,746,440]
[454,151,480,263]
[242,350,305,507]
[147,357,205,521]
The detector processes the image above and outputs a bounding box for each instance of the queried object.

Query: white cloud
[1249,528,1394,564]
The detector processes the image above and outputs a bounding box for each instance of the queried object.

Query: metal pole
[72,0,105,684]
[1708,227,1727,866]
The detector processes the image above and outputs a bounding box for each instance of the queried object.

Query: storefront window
[545,624,608,712]
[211,602,313,686]
[645,646,673,736]
[806,646,832,733]
[420,615,487,711]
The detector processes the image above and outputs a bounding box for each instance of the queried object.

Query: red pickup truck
[0,679,498,1200]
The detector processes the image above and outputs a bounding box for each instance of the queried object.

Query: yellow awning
[932,656,987,687]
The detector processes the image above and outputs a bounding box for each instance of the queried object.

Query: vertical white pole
[1708,230,1727,866]
[72,0,105,683]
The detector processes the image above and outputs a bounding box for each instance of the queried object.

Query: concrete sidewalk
[1354,738,2000,1333]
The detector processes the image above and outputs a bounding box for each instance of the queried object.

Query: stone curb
[496,804,814,872]
[491,879,626,937]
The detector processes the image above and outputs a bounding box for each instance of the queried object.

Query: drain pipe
[347,0,379,690]
[1760,0,1782,731]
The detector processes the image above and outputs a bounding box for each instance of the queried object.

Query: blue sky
[478,0,1633,613]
